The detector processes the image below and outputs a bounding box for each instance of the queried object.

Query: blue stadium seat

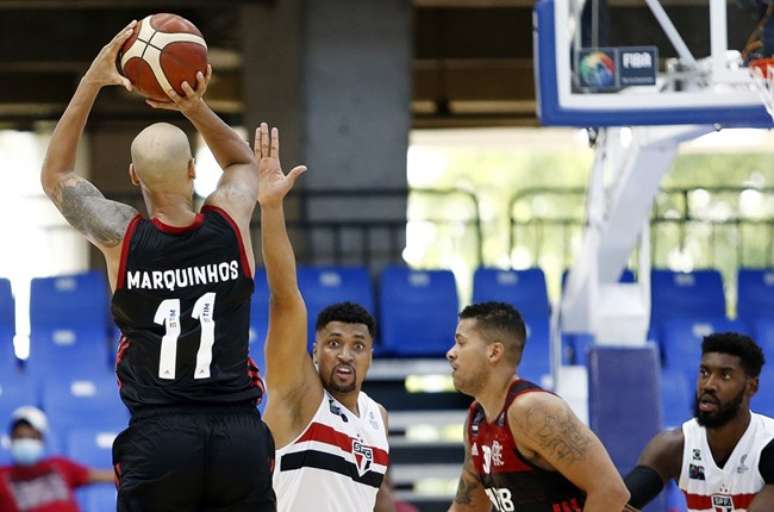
[660,369,692,429]
[66,428,120,468]
[472,268,549,318]
[738,268,774,326]
[0,278,14,340]
[27,326,112,379]
[77,484,117,512]
[30,272,109,330]
[518,315,550,384]
[379,266,458,357]
[41,375,129,433]
[298,266,375,349]
[650,269,726,330]
[753,318,774,364]
[753,367,774,418]
[0,376,38,426]
[660,317,748,381]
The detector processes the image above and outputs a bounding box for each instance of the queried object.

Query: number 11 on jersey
[154,293,217,380]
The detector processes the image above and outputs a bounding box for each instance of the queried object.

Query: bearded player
[624,332,774,511]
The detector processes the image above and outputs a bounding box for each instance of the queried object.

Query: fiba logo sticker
[578,50,616,89]
[352,441,373,476]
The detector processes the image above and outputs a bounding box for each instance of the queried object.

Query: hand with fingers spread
[255,122,307,208]
[83,20,137,91]
[146,64,213,116]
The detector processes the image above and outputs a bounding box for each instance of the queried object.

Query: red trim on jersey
[683,491,756,509]
[115,336,130,390]
[116,214,142,290]
[151,213,205,234]
[247,356,265,398]
[296,421,390,466]
[201,205,252,278]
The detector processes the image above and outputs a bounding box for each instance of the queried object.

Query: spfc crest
[711,494,734,512]
[352,440,374,476]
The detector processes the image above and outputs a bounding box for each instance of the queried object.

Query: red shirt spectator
[0,457,90,512]
[0,406,115,512]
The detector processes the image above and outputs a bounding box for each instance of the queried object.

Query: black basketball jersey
[467,379,585,512]
[111,205,263,413]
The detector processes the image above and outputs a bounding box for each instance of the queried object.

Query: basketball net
[749,58,774,123]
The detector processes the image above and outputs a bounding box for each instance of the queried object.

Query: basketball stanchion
[749,57,774,123]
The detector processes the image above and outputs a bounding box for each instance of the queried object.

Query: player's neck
[476,369,516,423]
[144,189,196,227]
[329,389,360,417]
[706,408,752,461]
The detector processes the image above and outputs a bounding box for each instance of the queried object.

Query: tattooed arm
[41,23,138,257]
[448,417,491,512]
[509,392,630,512]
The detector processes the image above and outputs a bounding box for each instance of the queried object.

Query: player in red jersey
[446,302,630,512]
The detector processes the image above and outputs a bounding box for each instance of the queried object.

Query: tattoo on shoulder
[517,404,591,464]
[51,176,136,248]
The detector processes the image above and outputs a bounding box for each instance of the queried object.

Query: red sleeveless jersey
[466,379,585,512]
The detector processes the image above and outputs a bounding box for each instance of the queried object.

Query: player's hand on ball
[255,122,307,208]
[145,64,212,114]
[83,20,137,91]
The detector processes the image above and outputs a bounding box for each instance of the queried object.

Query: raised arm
[254,123,320,444]
[146,68,257,271]
[509,392,630,512]
[448,417,491,512]
[623,429,684,510]
[41,22,138,260]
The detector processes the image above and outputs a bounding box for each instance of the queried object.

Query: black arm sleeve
[624,465,666,509]
[759,438,774,484]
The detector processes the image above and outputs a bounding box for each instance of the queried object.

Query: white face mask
[10,438,44,466]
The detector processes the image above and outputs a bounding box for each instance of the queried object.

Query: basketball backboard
[534,0,774,126]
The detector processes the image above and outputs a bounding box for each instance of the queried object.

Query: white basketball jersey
[273,390,389,512]
[678,412,774,512]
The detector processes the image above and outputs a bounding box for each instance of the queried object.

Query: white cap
[10,406,48,435]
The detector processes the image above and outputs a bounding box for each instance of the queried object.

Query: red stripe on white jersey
[295,421,390,466]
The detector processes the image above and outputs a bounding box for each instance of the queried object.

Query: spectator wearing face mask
[0,406,114,512]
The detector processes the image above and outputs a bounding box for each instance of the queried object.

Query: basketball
[119,13,208,102]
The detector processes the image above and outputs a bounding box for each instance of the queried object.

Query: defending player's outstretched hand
[255,122,307,208]
[83,20,137,91]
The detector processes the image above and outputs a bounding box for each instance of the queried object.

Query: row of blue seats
[2,266,771,340]
[1,267,771,373]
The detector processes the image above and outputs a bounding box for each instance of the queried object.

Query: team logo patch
[352,440,374,476]
[711,494,734,512]
[692,449,702,461]
[689,464,705,481]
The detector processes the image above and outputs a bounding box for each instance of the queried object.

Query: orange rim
[750,57,774,74]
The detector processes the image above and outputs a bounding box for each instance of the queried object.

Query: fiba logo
[622,52,653,69]
[579,51,616,88]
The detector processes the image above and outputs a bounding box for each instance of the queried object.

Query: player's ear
[312,342,319,365]
[488,341,504,363]
[128,164,140,186]
[748,376,759,397]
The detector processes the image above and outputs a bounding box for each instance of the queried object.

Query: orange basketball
[119,13,208,102]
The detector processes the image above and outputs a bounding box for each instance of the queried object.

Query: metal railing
[509,186,774,269]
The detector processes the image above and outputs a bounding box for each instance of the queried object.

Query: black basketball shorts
[113,403,276,512]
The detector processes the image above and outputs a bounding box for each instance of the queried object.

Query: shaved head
[130,123,193,192]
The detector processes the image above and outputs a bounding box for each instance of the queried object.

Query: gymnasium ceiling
[0,0,762,128]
